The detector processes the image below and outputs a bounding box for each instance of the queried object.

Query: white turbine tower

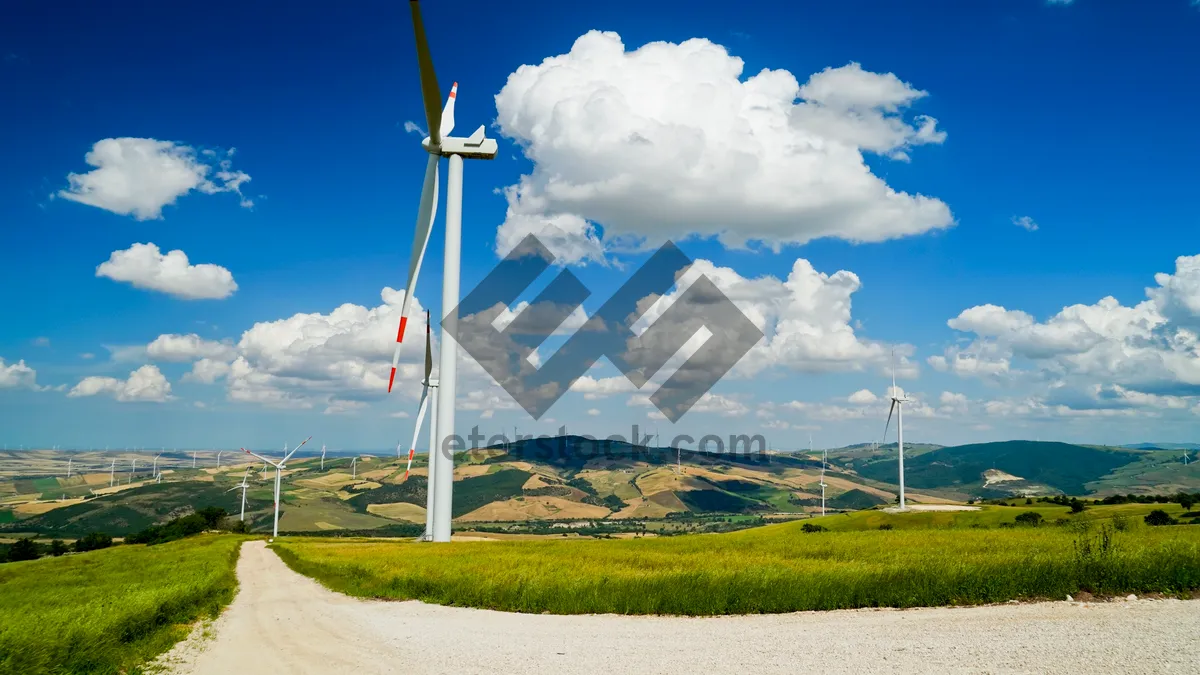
[226,468,251,522]
[153,453,162,479]
[351,456,357,480]
[386,0,498,544]
[66,457,72,479]
[243,437,310,542]
[217,451,224,469]
[814,434,827,517]
[129,458,137,484]
[321,444,327,471]
[109,458,116,487]
[882,352,908,510]
[1184,450,1191,466]
[192,450,198,469]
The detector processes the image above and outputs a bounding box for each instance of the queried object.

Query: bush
[1025,498,1033,505]
[800,523,827,533]
[74,532,113,553]
[1144,510,1177,526]
[1069,499,1086,514]
[1180,494,1195,512]
[7,538,40,562]
[878,524,894,530]
[1111,514,1132,532]
[1015,511,1044,526]
[48,540,68,557]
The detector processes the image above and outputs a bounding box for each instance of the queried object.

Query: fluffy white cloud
[147,334,236,362]
[182,358,233,384]
[97,243,237,300]
[206,288,432,410]
[587,408,601,416]
[634,257,917,378]
[57,138,252,220]
[847,389,878,405]
[68,364,172,402]
[494,32,951,263]
[1012,216,1039,232]
[0,358,41,390]
[935,254,1200,396]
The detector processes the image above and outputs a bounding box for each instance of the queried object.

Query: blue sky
[2,0,1200,452]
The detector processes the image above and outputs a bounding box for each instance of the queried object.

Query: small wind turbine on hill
[1184,450,1192,466]
[881,351,908,510]
[129,458,137,484]
[192,450,197,469]
[386,0,499,544]
[65,458,72,479]
[153,453,162,479]
[217,451,224,469]
[351,456,357,479]
[109,458,116,487]
[226,468,251,522]
[243,437,311,541]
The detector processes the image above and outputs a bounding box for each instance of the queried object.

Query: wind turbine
[403,311,437,481]
[109,458,116,487]
[386,0,499,544]
[320,444,327,471]
[217,451,224,469]
[1184,450,1192,466]
[882,352,908,510]
[129,458,137,484]
[351,456,357,480]
[66,458,72,479]
[192,450,198,469]
[243,437,311,541]
[226,468,251,522]
[152,452,162,479]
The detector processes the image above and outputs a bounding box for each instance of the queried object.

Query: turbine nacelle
[420,126,498,159]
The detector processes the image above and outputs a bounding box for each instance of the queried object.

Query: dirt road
[161,541,1200,674]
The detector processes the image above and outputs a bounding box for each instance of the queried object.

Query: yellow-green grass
[273,519,1200,616]
[807,503,1194,531]
[0,534,245,674]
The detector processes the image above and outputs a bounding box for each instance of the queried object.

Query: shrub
[1111,514,1131,532]
[878,524,894,530]
[48,540,68,557]
[1180,494,1195,512]
[1069,500,1086,514]
[1025,498,1033,505]
[800,523,827,533]
[1144,510,1176,526]
[1015,511,1044,526]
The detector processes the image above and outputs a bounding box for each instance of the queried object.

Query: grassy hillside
[1,482,271,537]
[0,534,245,674]
[856,441,1141,496]
[273,518,1200,615]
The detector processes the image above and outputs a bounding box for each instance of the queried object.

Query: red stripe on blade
[387,367,397,393]
[396,316,409,343]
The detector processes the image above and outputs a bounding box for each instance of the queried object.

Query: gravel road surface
[160,541,1200,674]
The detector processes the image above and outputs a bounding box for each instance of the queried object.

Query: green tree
[74,532,114,553]
[1144,509,1176,526]
[7,538,40,562]
[49,540,68,557]
[1069,499,1086,514]
[1180,494,1195,512]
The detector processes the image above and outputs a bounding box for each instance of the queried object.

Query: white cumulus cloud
[96,243,237,300]
[0,358,42,390]
[68,364,172,402]
[57,138,252,220]
[493,32,952,263]
[146,334,237,362]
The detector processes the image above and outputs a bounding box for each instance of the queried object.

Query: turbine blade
[439,82,457,138]
[409,0,443,146]
[243,448,277,467]
[883,400,896,445]
[388,156,440,393]
[283,436,312,463]
[404,386,432,479]
[424,309,433,381]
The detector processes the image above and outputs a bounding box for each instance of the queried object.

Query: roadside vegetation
[273,506,1200,616]
[0,534,245,675]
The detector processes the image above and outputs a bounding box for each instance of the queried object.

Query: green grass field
[0,534,245,674]
[807,503,1194,531]
[273,512,1200,616]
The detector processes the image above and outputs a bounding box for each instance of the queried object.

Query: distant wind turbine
[129,458,137,484]
[109,458,116,487]
[1184,450,1192,466]
[66,457,72,479]
[243,437,311,541]
[226,468,251,522]
[881,350,909,510]
[153,453,162,479]
[403,311,437,482]
[192,450,198,469]
[217,451,224,469]
[351,456,357,479]
[321,444,327,471]
[814,434,827,517]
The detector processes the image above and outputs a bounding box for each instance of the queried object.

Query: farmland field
[0,534,245,674]
[273,513,1200,615]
